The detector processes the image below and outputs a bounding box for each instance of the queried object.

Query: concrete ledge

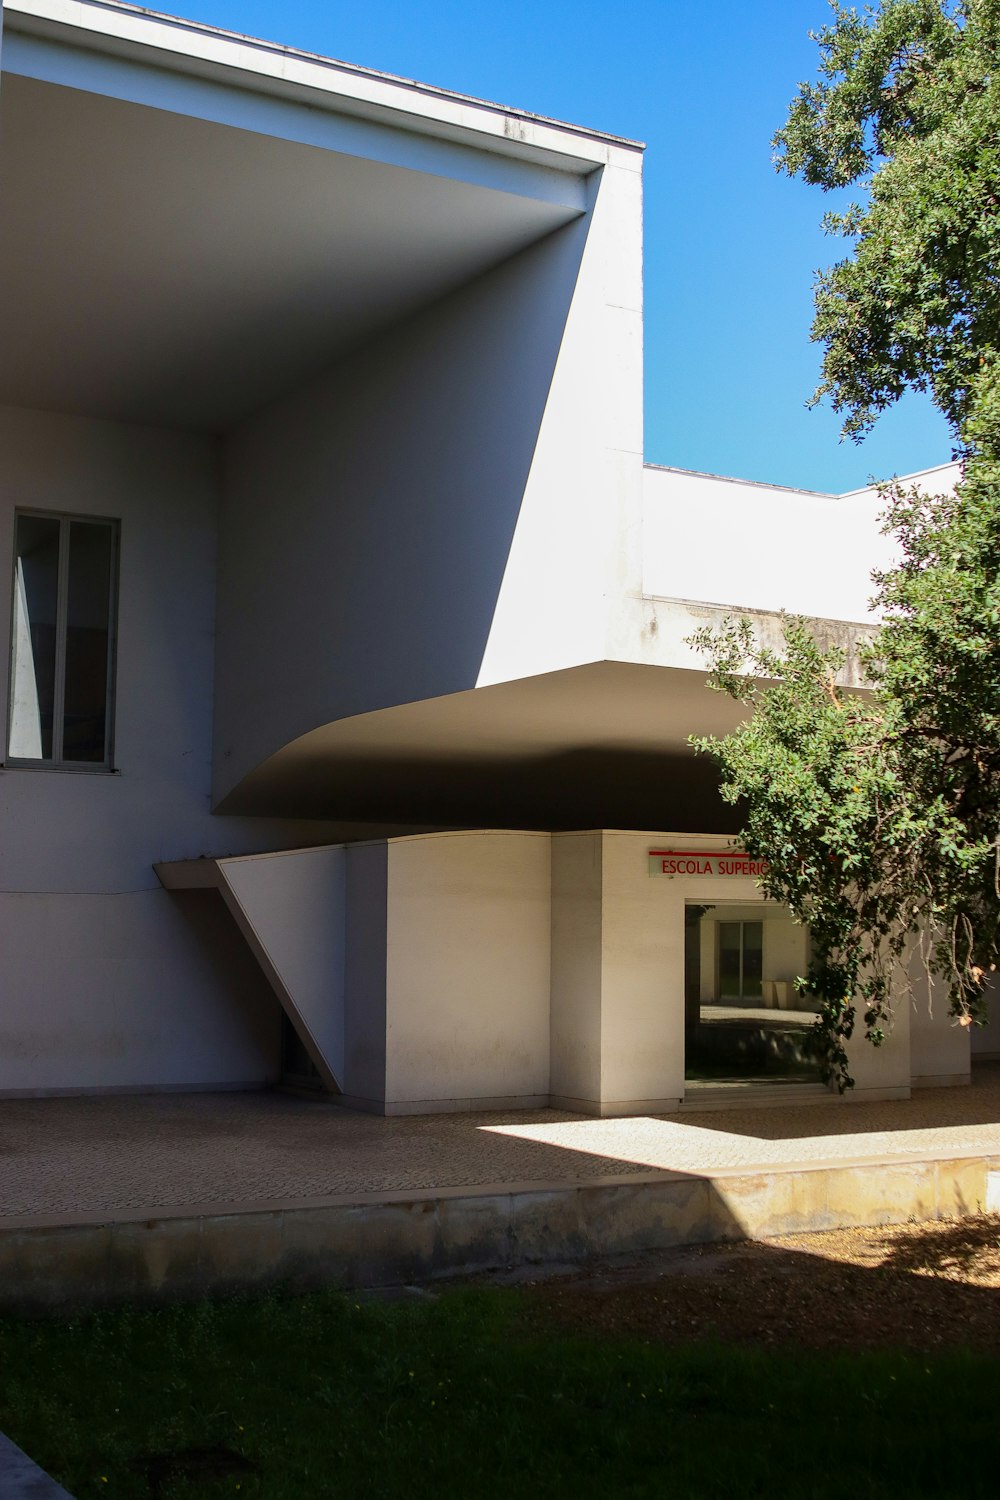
[0,1152,995,1313]
[0,1431,74,1498]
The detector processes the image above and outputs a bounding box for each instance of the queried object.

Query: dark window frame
[717,918,764,1001]
[5,508,120,773]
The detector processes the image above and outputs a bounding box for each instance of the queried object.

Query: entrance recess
[684,901,821,1092]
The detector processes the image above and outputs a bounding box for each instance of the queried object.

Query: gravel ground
[517,1215,1000,1352]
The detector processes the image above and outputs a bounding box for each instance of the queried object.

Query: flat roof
[644,459,959,501]
[3,0,646,154]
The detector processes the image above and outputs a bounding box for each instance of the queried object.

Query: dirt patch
[520,1214,1000,1352]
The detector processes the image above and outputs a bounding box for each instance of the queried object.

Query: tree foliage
[774,0,1000,438]
[692,1,1000,1087]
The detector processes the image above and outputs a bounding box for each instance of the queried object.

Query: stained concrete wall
[382,831,551,1112]
[0,404,346,1095]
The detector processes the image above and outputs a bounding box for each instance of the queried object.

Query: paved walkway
[1,1066,998,1225]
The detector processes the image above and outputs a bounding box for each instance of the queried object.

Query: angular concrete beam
[155,850,346,1092]
[0,1431,74,1498]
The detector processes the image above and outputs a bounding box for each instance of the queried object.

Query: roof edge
[3,0,647,152]
[645,457,960,501]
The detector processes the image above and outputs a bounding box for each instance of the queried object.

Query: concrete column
[341,843,389,1110]
[550,831,684,1115]
[382,831,551,1114]
[550,832,605,1110]
[598,832,685,1114]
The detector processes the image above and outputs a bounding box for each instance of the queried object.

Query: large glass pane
[9,514,59,760]
[718,922,741,998]
[63,521,113,763]
[742,921,764,999]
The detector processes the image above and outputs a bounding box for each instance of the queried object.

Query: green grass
[1,1286,997,1498]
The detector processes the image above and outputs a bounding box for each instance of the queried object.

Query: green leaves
[775,0,1000,438]
[689,2,1000,1086]
[691,581,998,1087]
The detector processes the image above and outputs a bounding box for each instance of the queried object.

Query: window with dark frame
[7,511,119,770]
[718,919,764,1000]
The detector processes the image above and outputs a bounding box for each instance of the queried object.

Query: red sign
[648,849,769,878]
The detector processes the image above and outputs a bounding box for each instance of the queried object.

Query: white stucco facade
[0,0,974,1111]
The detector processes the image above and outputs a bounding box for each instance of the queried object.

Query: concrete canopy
[215,661,748,834]
[0,69,585,430]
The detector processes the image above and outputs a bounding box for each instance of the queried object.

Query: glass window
[718,920,763,1000]
[8,512,118,769]
[718,921,742,999]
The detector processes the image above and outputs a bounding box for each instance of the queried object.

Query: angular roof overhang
[0,1,622,429]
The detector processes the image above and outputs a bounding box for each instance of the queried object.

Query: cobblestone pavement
[1,1066,998,1222]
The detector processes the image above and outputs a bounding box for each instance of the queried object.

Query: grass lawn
[1,1281,998,1499]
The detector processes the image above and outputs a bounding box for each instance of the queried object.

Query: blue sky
[164,0,952,493]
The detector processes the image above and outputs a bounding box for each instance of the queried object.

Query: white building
[0,0,991,1114]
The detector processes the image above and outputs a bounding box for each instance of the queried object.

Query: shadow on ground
[514,1215,1000,1353]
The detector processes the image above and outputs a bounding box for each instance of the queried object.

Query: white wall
[0,403,349,1094]
[214,148,644,811]
[477,153,645,686]
[0,887,279,1093]
[909,968,971,1085]
[641,464,960,624]
[382,831,551,1111]
[972,978,1000,1060]
[598,831,687,1112]
[765,913,809,985]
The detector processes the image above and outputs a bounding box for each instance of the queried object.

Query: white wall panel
[384,831,550,1107]
[642,464,959,625]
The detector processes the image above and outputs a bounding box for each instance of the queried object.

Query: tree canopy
[775,0,1000,438]
[692,0,1000,1088]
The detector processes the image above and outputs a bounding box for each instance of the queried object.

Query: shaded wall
[0,403,349,1094]
[215,213,594,808]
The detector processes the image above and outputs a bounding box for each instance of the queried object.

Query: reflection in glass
[7,513,116,766]
[719,922,741,998]
[684,903,820,1088]
[719,920,763,999]
[743,921,763,999]
[63,522,112,762]
[9,515,60,760]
